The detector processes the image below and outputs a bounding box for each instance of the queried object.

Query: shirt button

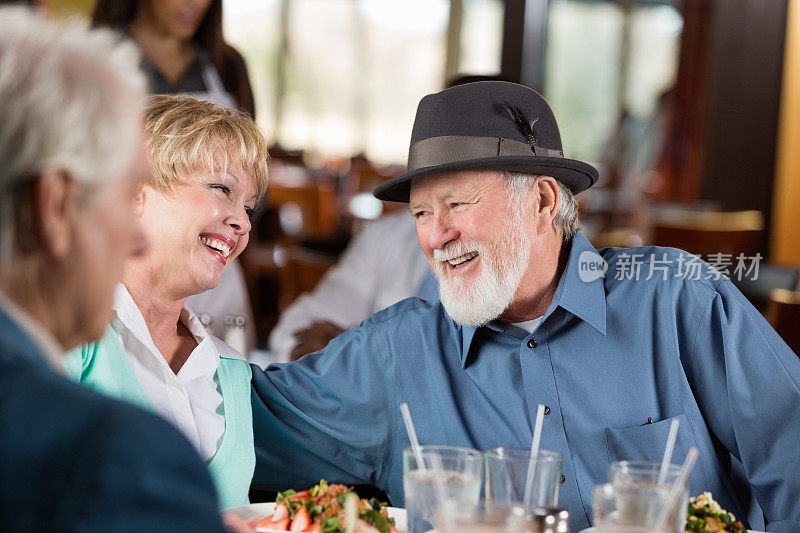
[544,406,551,415]
[527,339,537,349]
[560,474,566,483]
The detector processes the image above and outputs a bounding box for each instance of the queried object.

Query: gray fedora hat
[373,81,599,202]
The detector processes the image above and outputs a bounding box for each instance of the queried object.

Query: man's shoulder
[597,245,725,292]
[600,245,703,268]
[0,351,189,452]
[359,296,439,329]
[0,350,222,530]
[0,337,202,465]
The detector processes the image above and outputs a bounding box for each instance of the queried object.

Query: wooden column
[772,0,800,265]
[700,0,789,255]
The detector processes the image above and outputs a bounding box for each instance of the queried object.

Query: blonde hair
[143,94,269,200]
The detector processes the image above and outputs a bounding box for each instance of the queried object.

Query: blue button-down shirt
[251,233,800,532]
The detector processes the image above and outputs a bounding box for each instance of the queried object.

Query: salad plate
[225,501,407,532]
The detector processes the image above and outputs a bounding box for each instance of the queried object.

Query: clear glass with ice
[402,445,483,533]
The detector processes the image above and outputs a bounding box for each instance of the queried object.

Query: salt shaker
[223,314,247,355]
[198,313,214,336]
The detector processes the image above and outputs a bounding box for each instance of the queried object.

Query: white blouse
[111,284,225,462]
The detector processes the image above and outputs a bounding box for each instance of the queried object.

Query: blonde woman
[68,94,268,509]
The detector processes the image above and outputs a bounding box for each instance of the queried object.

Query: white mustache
[433,241,481,262]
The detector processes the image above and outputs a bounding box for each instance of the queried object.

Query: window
[459,0,504,75]
[223,0,503,165]
[544,0,682,163]
[222,0,281,140]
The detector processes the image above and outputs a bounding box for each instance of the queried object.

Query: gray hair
[0,6,146,264]
[502,171,582,240]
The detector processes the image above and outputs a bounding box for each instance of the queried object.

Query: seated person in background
[0,8,245,531]
[249,81,800,530]
[268,210,436,362]
[93,0,259,354]
[67,94,269,509]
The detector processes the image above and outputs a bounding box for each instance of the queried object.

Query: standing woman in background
[93,0,259,353]
[92,0,254,115]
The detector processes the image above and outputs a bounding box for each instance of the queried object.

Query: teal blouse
[65,325,255,510]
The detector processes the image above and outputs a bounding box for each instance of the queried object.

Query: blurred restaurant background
[45,0,800,354]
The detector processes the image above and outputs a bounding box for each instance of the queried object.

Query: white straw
[654,447,699,531]
[658,418,680,485]
[523,404,547,508]
[400,403,426,472]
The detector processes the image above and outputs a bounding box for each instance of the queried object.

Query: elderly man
[0,8,240,531]
[251,81,800,531]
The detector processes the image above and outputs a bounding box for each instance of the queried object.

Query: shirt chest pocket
[604,413,706,489]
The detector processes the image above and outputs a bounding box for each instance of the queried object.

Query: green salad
[685,492,746,533]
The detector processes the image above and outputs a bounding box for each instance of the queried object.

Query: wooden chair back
[278,246,337,309]
[766,289,800,356]
[651,209,764,257]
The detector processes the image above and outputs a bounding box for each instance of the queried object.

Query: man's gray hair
[0,6,146,263]
[502,171,582,240]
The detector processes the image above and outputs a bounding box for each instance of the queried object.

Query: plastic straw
[523,404,547,508]
[400,403,426,472]
[654,447,699,531]
[658,418,680,485]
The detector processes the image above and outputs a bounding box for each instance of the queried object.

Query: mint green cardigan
[65,326,255,510]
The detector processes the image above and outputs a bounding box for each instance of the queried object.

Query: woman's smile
[199,232,235,265]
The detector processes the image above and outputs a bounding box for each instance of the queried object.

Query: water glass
[434,501,566,533]
[603,461,689,533]
[402,445,483,533]
[484,447,563,510]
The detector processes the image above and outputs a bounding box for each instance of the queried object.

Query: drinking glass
[434,500,567,533]
[603,461,689,533]
[402,445,483,533]
[484,447,563,510]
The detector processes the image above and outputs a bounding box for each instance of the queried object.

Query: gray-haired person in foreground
[0,7,251,532]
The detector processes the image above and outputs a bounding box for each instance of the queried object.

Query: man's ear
[534,176,560,235]
[32,168,77,259]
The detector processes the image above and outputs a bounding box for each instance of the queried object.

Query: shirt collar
[458,320,503,368]
[455,232,607,368]
[553,232,607,336]
[112,283,244,381]
[0,290,65,374]
[177,302,246,361]
[113,283,246,363]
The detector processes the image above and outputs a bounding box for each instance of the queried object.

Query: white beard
[431,206,531,326]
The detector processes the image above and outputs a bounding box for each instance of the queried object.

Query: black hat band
[407,135,565,172]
